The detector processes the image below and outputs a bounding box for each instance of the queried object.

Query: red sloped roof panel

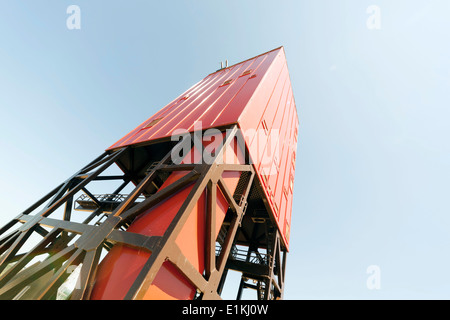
[107,47,299,249]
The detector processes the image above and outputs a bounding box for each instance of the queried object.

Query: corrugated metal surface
[92,135,244,300]
[107,47,299,248]
[107,47,281,149]
[239,48,298,248]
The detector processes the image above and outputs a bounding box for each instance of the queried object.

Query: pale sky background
[1,1,450,300]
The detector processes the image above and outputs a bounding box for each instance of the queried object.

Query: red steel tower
[0,47,298,300]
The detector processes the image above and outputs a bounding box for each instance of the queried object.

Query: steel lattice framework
[0,47,297,300]
[0,127,286,300]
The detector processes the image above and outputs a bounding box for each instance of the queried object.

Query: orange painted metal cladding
[91,134,244,299]
[107,47,299,249]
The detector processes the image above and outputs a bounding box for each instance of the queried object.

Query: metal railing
[76,193,146,204]
[215,244,268,265]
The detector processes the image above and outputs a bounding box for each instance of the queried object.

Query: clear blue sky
[1,0,449,300]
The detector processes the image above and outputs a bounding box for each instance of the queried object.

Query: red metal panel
[236,48,298,249]
[237,50,287,152]
[106,47,299,249]
[271,86,294,231]
[277,91,296,241]
[208,52,278,127]
[106,48,281,150]
[92,134,244,299]
[162,60,253,134]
